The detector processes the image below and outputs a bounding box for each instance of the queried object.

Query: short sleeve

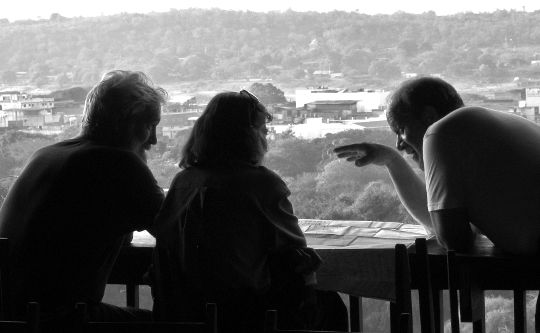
[260,177,307,249]
[259,175,320,284]
[423,131,466,211]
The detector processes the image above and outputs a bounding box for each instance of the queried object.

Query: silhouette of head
[180,91,272,168]
[386,76,464,170]
[81,70,167,152]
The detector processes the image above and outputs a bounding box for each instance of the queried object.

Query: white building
[516,88,540,123]
[295,88,389,112]
[0,91,56,128]
[271,118,365,139]
[0,91,54,111]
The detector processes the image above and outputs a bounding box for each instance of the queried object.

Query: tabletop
[128,220,430,301]
[131,219,429,248]
[116,219,540,302]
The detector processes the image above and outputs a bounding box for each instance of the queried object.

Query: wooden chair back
[446,250,487,333]
[348,243,413,333]
[74,302,217,333]
[264,243,413,333]
[0,302,39,333]
[414,238,436,333]
[392,243,412,333]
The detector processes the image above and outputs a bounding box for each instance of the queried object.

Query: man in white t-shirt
[335,76,540,254]
[334,76,540,330]
[423,106,540,254]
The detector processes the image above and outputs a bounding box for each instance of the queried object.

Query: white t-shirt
[424,107,540,255]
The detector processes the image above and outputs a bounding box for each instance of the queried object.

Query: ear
[421,106,441,126]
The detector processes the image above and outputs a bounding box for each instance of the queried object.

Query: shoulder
[168,168,193,188]
[427,107,488,135]
[245,166,288,189]
[245,166,290,200]
[47,141,154,184]
[179,166,289,196]
[252,165,284,182]
[69,141,144,166]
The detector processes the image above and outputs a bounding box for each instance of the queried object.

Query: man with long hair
[0,70,166,330]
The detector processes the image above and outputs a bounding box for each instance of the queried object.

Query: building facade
[295,88,389,112]
[0,91,57,129]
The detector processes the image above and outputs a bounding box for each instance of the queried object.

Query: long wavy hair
[180,91,272,168]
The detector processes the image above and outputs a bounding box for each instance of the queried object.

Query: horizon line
[2,6,536,23]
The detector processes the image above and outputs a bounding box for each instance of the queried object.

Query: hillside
[1,9,540,89]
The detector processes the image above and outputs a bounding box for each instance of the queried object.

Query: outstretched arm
[334,143,434,234]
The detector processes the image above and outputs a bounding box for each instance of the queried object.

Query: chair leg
[126,284,139,308]
[399,313,411,333]
[415,238,435,333]
[447,251,460,333]
[26,302,40,333]
[448,251,485,333]
[349,295,362,332]
[513,289,526,333]
[264,310,278,333]
[390,303,399,333]
[472,319,485,333]
[393,244,412,333]
[74,302,88,333]
[205,303,218,333]
[432,289,444,333]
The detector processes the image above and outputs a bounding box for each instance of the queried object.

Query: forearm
[430,209,475,252]
[385,155,433,233]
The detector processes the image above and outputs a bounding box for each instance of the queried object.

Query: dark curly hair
[180,91,272,168]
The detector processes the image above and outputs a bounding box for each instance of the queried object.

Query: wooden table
[112,220,429,299]
[111,220,429,332]
[109,220,540,333]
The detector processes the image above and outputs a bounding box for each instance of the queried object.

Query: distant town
[1,82,539,142]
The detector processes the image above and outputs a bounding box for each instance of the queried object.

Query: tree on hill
[248,83,287,105]
[315,159,391,196]
[265,137,325,177]
[49,87,90,102]
[1,9,540,84]
[0,131,56,178]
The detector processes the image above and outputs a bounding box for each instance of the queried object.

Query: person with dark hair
[151,91,347,333]
[335,76,540,329]
[0,70,166,330]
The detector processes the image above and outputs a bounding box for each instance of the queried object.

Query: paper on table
[374,229,424,239]
[132,220,428,247]
[397,224,429,235]
[304,225,350,235]
[300,219,375,229]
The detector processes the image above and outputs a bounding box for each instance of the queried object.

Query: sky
[4,0,540,21]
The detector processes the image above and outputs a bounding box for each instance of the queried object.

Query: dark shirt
[0,137,164,314]
[152,164,320,329]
